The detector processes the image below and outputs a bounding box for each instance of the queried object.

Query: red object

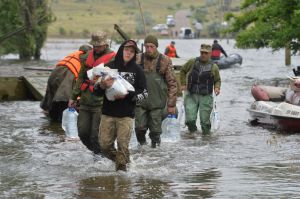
[211,49,221,58]
[85,50,116,68]
[166,45,177,57]
[80,50,115,92]
[251,85,270,101]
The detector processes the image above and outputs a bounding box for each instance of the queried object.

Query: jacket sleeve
[162,56,177,107]
[220,46,228,57]
[180,58,194,86]
[127,66,148,103]
[212,64,221,89]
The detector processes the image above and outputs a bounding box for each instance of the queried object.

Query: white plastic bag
[87,63,118,80]
[210,96,220,133]
[105,75,135,101]
[62,108,79,139]
[118,76,135,91]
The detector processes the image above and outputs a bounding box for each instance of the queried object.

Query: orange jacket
[56,50,84,79]
[165,45,177,58]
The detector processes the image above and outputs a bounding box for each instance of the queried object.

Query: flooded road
[1,39,300,198]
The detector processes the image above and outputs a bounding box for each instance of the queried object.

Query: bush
[59,27,66,36]
[208,22,221,38]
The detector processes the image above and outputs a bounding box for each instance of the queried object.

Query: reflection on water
[1,39,300,198]
[76,168,220,199]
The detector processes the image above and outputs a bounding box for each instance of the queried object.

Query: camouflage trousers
[78,105,102,154]
[99,115,133,171]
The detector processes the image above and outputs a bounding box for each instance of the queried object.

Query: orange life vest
[80,50,116,92]
[166,45,177,58]
[56,50,84,79]
[211,49,221,58]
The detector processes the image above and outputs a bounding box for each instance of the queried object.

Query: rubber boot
[150,132,161,148]
[135,129,147,145]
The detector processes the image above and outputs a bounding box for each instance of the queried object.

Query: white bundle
[105,75,135,101]
[87,63,118,80]
[87,64,135,101]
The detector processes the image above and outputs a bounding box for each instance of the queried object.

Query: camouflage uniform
[135,50,177,147]
[71,31,114,154]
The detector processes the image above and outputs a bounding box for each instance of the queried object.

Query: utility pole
[137,0,147,36]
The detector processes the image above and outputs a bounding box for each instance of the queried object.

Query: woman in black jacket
[94,39,147,171]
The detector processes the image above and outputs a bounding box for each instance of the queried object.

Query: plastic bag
[105,75,135,101]
[87,63,118,80]
[105,76,129,101]
[177,104,185,127]
[62,108,79,139]
[210,97,220,133]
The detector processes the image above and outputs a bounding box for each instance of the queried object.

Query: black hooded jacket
[94,40,148,118]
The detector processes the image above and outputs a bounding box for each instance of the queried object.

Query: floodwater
[1,39,300,199]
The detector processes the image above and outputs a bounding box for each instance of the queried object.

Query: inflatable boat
[213,53,243,69]
[248,84,300,132]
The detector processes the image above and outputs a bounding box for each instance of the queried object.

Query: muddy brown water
[0,39,300,199]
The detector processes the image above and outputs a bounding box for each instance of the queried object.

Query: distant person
[94,39,147,171]
[285,77,300,106]
[40,44,91,121]
[180,44,221,135]
[68,31,115,155]
[211,40,227,60]
[164,41,180,58]
[135,35,177,148]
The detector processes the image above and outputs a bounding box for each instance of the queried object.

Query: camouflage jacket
[136,52,177,107]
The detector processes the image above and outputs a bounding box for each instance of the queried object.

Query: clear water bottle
[161,114,180,141]
[62,108,79,138]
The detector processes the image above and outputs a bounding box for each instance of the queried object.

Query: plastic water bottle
[62,108,79,138]
[161,114,180,141]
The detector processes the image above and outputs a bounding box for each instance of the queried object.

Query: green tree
[0,0,53,60]
[226,0,300,55]
[193,7,208,23]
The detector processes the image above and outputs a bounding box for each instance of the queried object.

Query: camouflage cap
[89,31,108,46]
[200,44,212,53]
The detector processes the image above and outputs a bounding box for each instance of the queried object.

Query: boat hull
[248,101,300,132]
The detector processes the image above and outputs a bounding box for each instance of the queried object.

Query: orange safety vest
[80,50,116,92]
[166,45,177,58]
[56,50,84,79]
[211,49,221,58]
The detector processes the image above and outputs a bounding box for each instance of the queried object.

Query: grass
[48,0,241,38]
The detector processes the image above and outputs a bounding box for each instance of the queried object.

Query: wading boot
[135,129,147,145]
[151,137,161,148]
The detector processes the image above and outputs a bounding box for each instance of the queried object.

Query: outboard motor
[293,66,300,76]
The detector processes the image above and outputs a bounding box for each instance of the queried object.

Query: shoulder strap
[193,57,201,69]
[156,53,163,73]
